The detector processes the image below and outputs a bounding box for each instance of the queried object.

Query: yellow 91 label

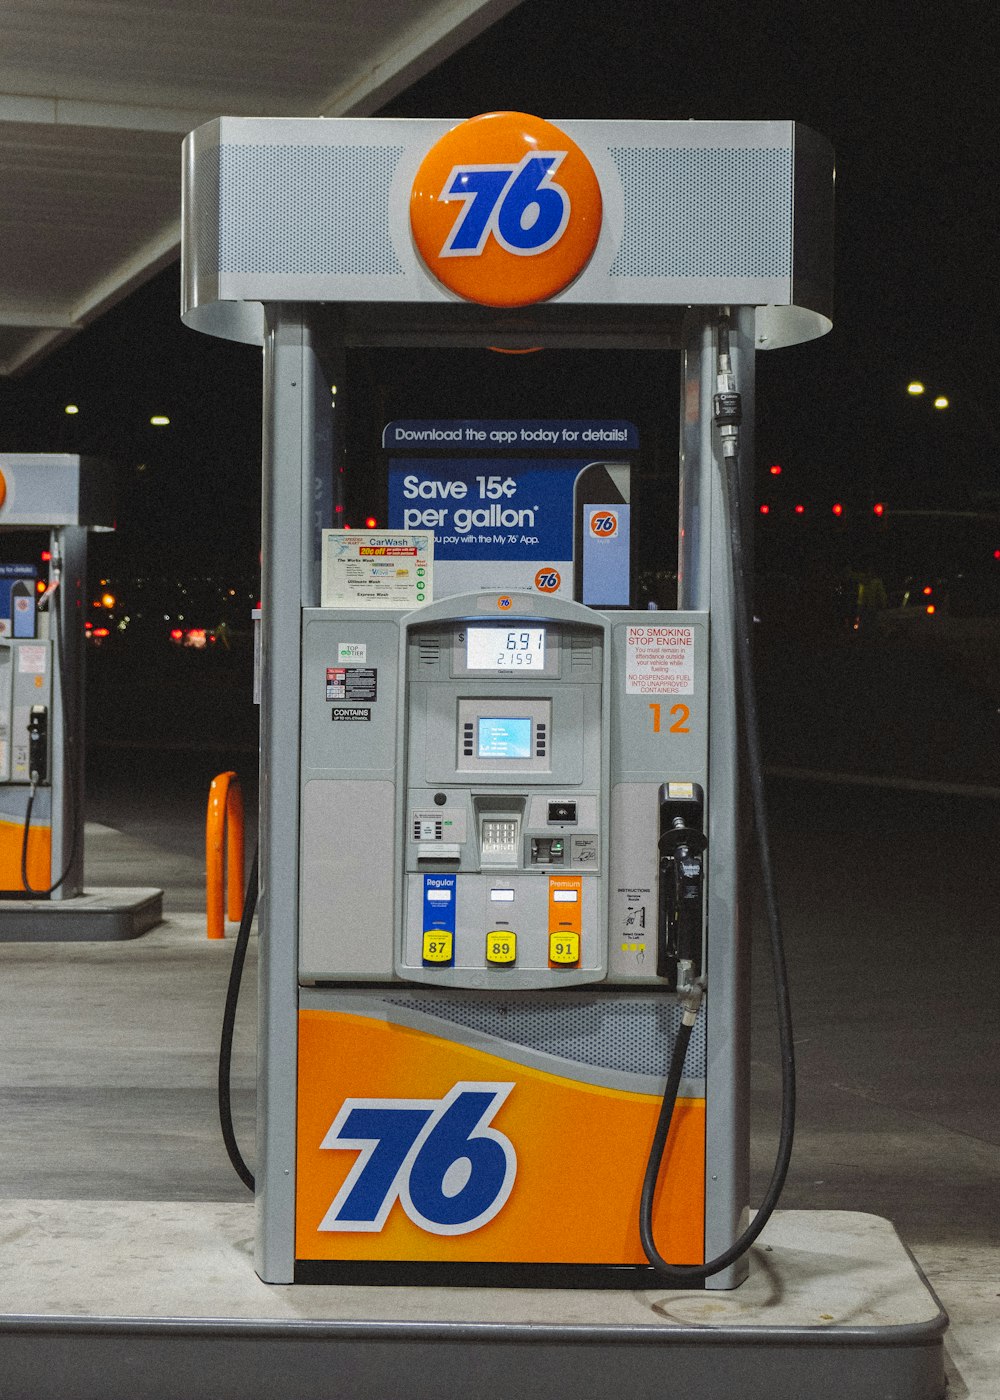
[422,930,454,963]
[549,932,580,965]
[486,931,517,965]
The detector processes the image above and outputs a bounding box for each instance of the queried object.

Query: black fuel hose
[218,846,258,1192]
[638,321,796,1281]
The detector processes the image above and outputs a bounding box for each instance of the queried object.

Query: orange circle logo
[0,469,6,510]
[589,509,618,538]
[497,596,514,610]
[410,112,602,308]
[534,568,561,592]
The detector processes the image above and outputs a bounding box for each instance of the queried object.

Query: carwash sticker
[409,111,603,307]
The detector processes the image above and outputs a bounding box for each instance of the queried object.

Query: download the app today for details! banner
[384,420,638,603]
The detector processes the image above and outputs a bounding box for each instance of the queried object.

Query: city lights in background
[64,404,79,415]
[759,504,770,515]
[907,380,949,408]
[149,415,170,427]
[364,516,378,528]
[794,504,805,515]
[769,464,782,475]
[873,502,885,516]
[832,502,843,516]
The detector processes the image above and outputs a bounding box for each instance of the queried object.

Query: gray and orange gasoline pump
[183,111,833,1288]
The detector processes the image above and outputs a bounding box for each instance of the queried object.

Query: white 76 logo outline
[438,151,571,259]
[318,1081,517,1237]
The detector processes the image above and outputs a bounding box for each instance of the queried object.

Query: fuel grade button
[422,930,454,964]
[486,930,517,965]
[549,932,580,965]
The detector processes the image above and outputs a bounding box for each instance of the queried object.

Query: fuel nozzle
[28,704,48,787]
[656,783,706,995]
[714,310,742,461]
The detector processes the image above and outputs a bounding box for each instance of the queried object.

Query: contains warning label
[326,667,377,702]
[331,707,371,721]
[625,625,694,695]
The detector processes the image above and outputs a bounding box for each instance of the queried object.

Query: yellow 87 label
[422,930,454,963]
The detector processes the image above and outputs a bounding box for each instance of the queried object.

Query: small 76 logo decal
[318,1082,516,1236]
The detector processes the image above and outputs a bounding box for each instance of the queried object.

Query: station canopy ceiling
[0,0,522,376]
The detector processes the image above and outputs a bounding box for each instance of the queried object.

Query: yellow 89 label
[486,931,517,965]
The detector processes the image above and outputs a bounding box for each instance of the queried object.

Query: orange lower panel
[296,1008,705,1266]
[0,817,50,891]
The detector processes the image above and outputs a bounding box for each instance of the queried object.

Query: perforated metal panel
[382,990,706,1078]
[216,144,406,276]
[609,146,792,279]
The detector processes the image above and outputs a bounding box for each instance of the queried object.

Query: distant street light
[64,404,79,415]
[150,415,171,427]
[907,382,925,395]
[933,396,949,409]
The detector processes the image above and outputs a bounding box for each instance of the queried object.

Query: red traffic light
[769,464,782,476]
[793,504,805,515]
[873,502,885,517]
[759,504,770,515]
[365,516,378,529]
[832,503,843,517]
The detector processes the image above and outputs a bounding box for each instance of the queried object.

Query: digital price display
[477,718,532,759]
[467,627,545,670]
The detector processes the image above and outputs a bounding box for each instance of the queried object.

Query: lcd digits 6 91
[467,627,545,670]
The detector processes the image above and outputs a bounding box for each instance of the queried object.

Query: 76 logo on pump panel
[410,112,602,308]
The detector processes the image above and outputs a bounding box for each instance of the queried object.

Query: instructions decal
[321,530,432,609]
[326,667,377,702]
[614,886,651,963]
[625,625,694,695]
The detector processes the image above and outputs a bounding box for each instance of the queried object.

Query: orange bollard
[207,771,245,939]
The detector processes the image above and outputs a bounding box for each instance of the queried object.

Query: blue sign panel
[384,420,637,602]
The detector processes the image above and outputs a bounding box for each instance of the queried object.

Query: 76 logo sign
[439,152,570,258]
[318,1082,516,1236]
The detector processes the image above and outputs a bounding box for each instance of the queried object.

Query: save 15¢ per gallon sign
[385,418,637,601]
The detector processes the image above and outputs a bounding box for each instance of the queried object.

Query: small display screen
[477,717,532,759]
[467,627,545,670]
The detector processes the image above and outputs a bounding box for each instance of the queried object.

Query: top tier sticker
[410,111,603,309]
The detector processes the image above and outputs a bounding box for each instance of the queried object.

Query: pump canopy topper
[409,112,603,308]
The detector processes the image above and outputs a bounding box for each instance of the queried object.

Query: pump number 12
[649,702,690,734]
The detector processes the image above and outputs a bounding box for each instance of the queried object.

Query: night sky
[0,0,996,582]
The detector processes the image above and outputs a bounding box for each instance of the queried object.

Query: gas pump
[0,454,162,937]
[0,455,112,900]
[183,111,833,1288]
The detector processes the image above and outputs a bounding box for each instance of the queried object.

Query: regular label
[331,708,371,721]
[625,625,693,695]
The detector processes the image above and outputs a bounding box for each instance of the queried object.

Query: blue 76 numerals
[318,1082,516,1236]
[439,152,570,258]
